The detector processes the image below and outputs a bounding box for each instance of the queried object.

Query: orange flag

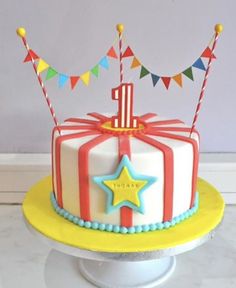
[172,74,182,87]
[131,57,141,69]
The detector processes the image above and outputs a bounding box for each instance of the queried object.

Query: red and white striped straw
[190,24,223,137]
[116,24,124,83]
[16,27,60,133]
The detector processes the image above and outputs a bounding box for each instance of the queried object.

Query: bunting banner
[23,46,118,90]
[122,45,216,90]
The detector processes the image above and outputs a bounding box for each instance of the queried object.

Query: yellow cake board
[22,176,224,253]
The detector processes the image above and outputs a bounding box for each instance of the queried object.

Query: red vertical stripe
[79,134,113,221]
[134,134,174,222]
[148,130,199,208]
[54,130,99,208]
[118,135,133,227]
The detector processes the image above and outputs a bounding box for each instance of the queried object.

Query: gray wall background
[1,0,235,153]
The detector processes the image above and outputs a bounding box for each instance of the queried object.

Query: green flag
[91,65,99,77]
[140,66,150,79]
[46,67,58,80]
[183,67,194,81]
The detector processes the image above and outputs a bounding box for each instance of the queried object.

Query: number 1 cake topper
[16,24,223,133]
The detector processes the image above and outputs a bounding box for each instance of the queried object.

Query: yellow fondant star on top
[93,155,157,214]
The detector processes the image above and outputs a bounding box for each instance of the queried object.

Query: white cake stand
[24,218,220,288]
[22,177,224,288]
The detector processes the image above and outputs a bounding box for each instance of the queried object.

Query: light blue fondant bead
[99,223,106,231]
[63,212,69,219]
[120,227,128,234]
[171,219,176,226]
[73,217,79,224]
[180,214,185,221]
[59,209,65,216]
[78,219,84,227]
[193,207,197,213]
[68,214,74,221]
[156,223,164,230]
[128,227,135,234]
[150,223,157,231]
[189,209,194,216]
[113,225,120,233]
[55,206,60,213]
[105,224,113,232]
[185,211,190,218]
[163,222,171,229]
[142,225,150,232]
[91,222,99,229]
[135,226,142,233]
[175,216,181,224]
[85,221,92,228]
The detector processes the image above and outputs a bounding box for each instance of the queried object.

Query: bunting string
[17,29,60,131]
[23,44,118,90]
[121,36,217,90]
[190,25,222,136]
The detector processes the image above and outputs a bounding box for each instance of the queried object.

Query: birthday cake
[17,24,223,234]
[51,106,199,234]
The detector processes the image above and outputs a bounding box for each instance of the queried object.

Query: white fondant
[52,115,199,226]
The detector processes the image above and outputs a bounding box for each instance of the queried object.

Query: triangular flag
[46,67,58,80]
[172,74,182,87]
[91,65,99,77]
[24,50,39,62]
[59,74,69,88]
[70,76,80,90]
[193,58,206,71]
[37,59,49,73]
[183,67,194,81]
[122,46,134,58]
[80,71,90,86]
[99,56,109,70]
[201,47,216,59]
[107,47,118,59]
[161,77,171,89]
[151,74,160,87]
[140,66,150,79]
[131,57,141,69]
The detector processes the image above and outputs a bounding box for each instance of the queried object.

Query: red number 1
[111,83,138,128]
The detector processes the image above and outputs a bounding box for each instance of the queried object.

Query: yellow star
[103,167,148,208]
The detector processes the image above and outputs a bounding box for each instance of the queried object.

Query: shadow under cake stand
[23,176,224,288]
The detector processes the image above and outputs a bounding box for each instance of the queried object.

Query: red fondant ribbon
[79,134,113,221]
[147,130,199,208]
[135,134,174,222]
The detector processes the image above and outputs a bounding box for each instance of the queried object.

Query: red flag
[201,47,216,59]
[70,76,80,90]
[161,77,171,89]
[122,46,134,58]
[24,50,39,62]
[107,47,118,59]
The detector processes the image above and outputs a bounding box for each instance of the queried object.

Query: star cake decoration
[93,155,157,214]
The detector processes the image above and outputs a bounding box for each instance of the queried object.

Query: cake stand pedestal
[23,176,224,288]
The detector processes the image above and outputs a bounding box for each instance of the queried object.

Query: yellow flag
[80,71,90,86]
[37,59,49,73]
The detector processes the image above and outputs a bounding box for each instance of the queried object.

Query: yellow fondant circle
[104,167,147,207]
[22,176,224,253]
[101,121,145,132]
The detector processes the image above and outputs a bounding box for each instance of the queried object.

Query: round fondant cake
[51,107,199,234]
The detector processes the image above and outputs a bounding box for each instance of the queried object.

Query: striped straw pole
[190,24,223,137]
[116,24,124,83]
[16,27,60,133]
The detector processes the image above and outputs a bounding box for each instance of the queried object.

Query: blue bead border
[50,192,199,234]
